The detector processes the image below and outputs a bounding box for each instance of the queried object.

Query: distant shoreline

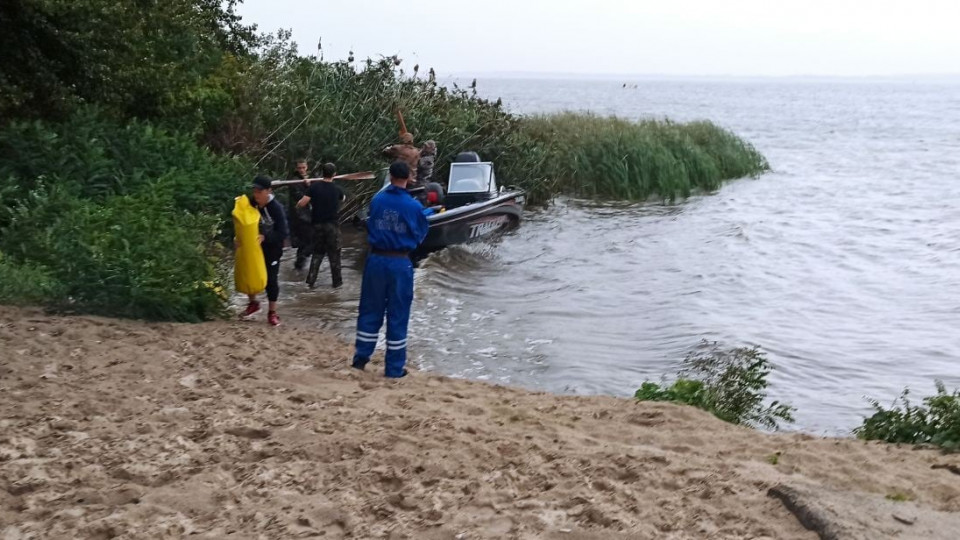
[445,72,960,84]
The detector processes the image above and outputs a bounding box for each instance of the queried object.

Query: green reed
[235,46,769,206]
[518,112,770,202]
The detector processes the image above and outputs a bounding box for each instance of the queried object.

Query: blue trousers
[352,254,414,377]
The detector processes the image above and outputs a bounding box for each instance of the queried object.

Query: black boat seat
[444,190,494,209]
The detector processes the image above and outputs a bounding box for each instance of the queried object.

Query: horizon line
[443,70,960,81]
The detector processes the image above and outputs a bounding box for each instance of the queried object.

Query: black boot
[330,247,343,288]
[306,254,322,288]
[293,246,308,270]
[331,267,343,289]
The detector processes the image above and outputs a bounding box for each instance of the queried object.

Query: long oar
[333,171,377,181]
[396,109,408,136]
[270,171,376,187]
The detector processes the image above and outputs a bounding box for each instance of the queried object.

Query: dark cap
[389,161,410,179]
[252,175,272,190]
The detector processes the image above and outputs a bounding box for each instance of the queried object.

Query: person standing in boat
[383,132,421,186]
[416,140,445,210]
[287,159,313,270]
[352,161,429,378]
[297,163,346,289]
[417,140,437,185]
[241,175,289,327]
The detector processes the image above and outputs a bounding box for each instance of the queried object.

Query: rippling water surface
[278,78,960,433]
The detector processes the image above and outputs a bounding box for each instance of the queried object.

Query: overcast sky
[236,0,960,77]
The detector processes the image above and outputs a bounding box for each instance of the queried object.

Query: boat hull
[416,190,525,255]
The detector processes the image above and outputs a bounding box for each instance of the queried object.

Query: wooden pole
[270,171,376,187]
[396,109,408,136]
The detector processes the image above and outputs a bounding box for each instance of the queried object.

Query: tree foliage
[0,0,259,128]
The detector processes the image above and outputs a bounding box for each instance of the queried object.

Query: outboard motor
[453,151,481,163]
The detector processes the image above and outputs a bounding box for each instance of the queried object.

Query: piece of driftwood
[769,482,960,540]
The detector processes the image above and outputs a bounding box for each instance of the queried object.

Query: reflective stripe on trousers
[352,254,414,377]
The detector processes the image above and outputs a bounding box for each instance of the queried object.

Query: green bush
[636,342,795,429]
[0,252,64,306]
[855,382,960,452]
[0,109,251,216]
[0,111,241,321]
[0,188,227,321]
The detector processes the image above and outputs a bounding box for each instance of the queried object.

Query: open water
[279,77,960,433]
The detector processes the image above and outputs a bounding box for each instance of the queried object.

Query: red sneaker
[240,301,261,319]
[267,311,281,327]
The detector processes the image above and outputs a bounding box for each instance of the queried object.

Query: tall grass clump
[856,382,960,452]
[520,113,769,201]
[215,41,769,206]
[219,38,555,203]
[636,342,795,430]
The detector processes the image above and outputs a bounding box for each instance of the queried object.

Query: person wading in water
[287,159,313,270]
[241,175,289,326]
[297,163,346,288]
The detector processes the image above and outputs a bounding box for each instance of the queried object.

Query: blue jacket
[367,185,429,251]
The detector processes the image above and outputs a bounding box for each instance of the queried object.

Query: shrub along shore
[635,343,960,451]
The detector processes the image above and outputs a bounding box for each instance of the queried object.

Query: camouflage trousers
[306,222,342,288]
[291,218,313,269]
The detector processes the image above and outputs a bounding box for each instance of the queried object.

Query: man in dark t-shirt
[297,163,346,288]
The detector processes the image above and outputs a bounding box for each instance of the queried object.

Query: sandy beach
[1,305,958,539]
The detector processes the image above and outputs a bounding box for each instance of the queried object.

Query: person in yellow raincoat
[236,175,289,326]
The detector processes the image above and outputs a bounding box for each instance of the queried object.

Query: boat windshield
[448,163,495,194]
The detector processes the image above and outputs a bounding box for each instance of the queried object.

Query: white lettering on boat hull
[469,215,509,239]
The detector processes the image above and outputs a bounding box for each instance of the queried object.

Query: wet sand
[1,306,958,539]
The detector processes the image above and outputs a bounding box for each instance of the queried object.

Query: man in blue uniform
[352,161,429,377]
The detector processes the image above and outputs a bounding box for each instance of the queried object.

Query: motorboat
[360,152,526,258]
[417,153,525,255]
